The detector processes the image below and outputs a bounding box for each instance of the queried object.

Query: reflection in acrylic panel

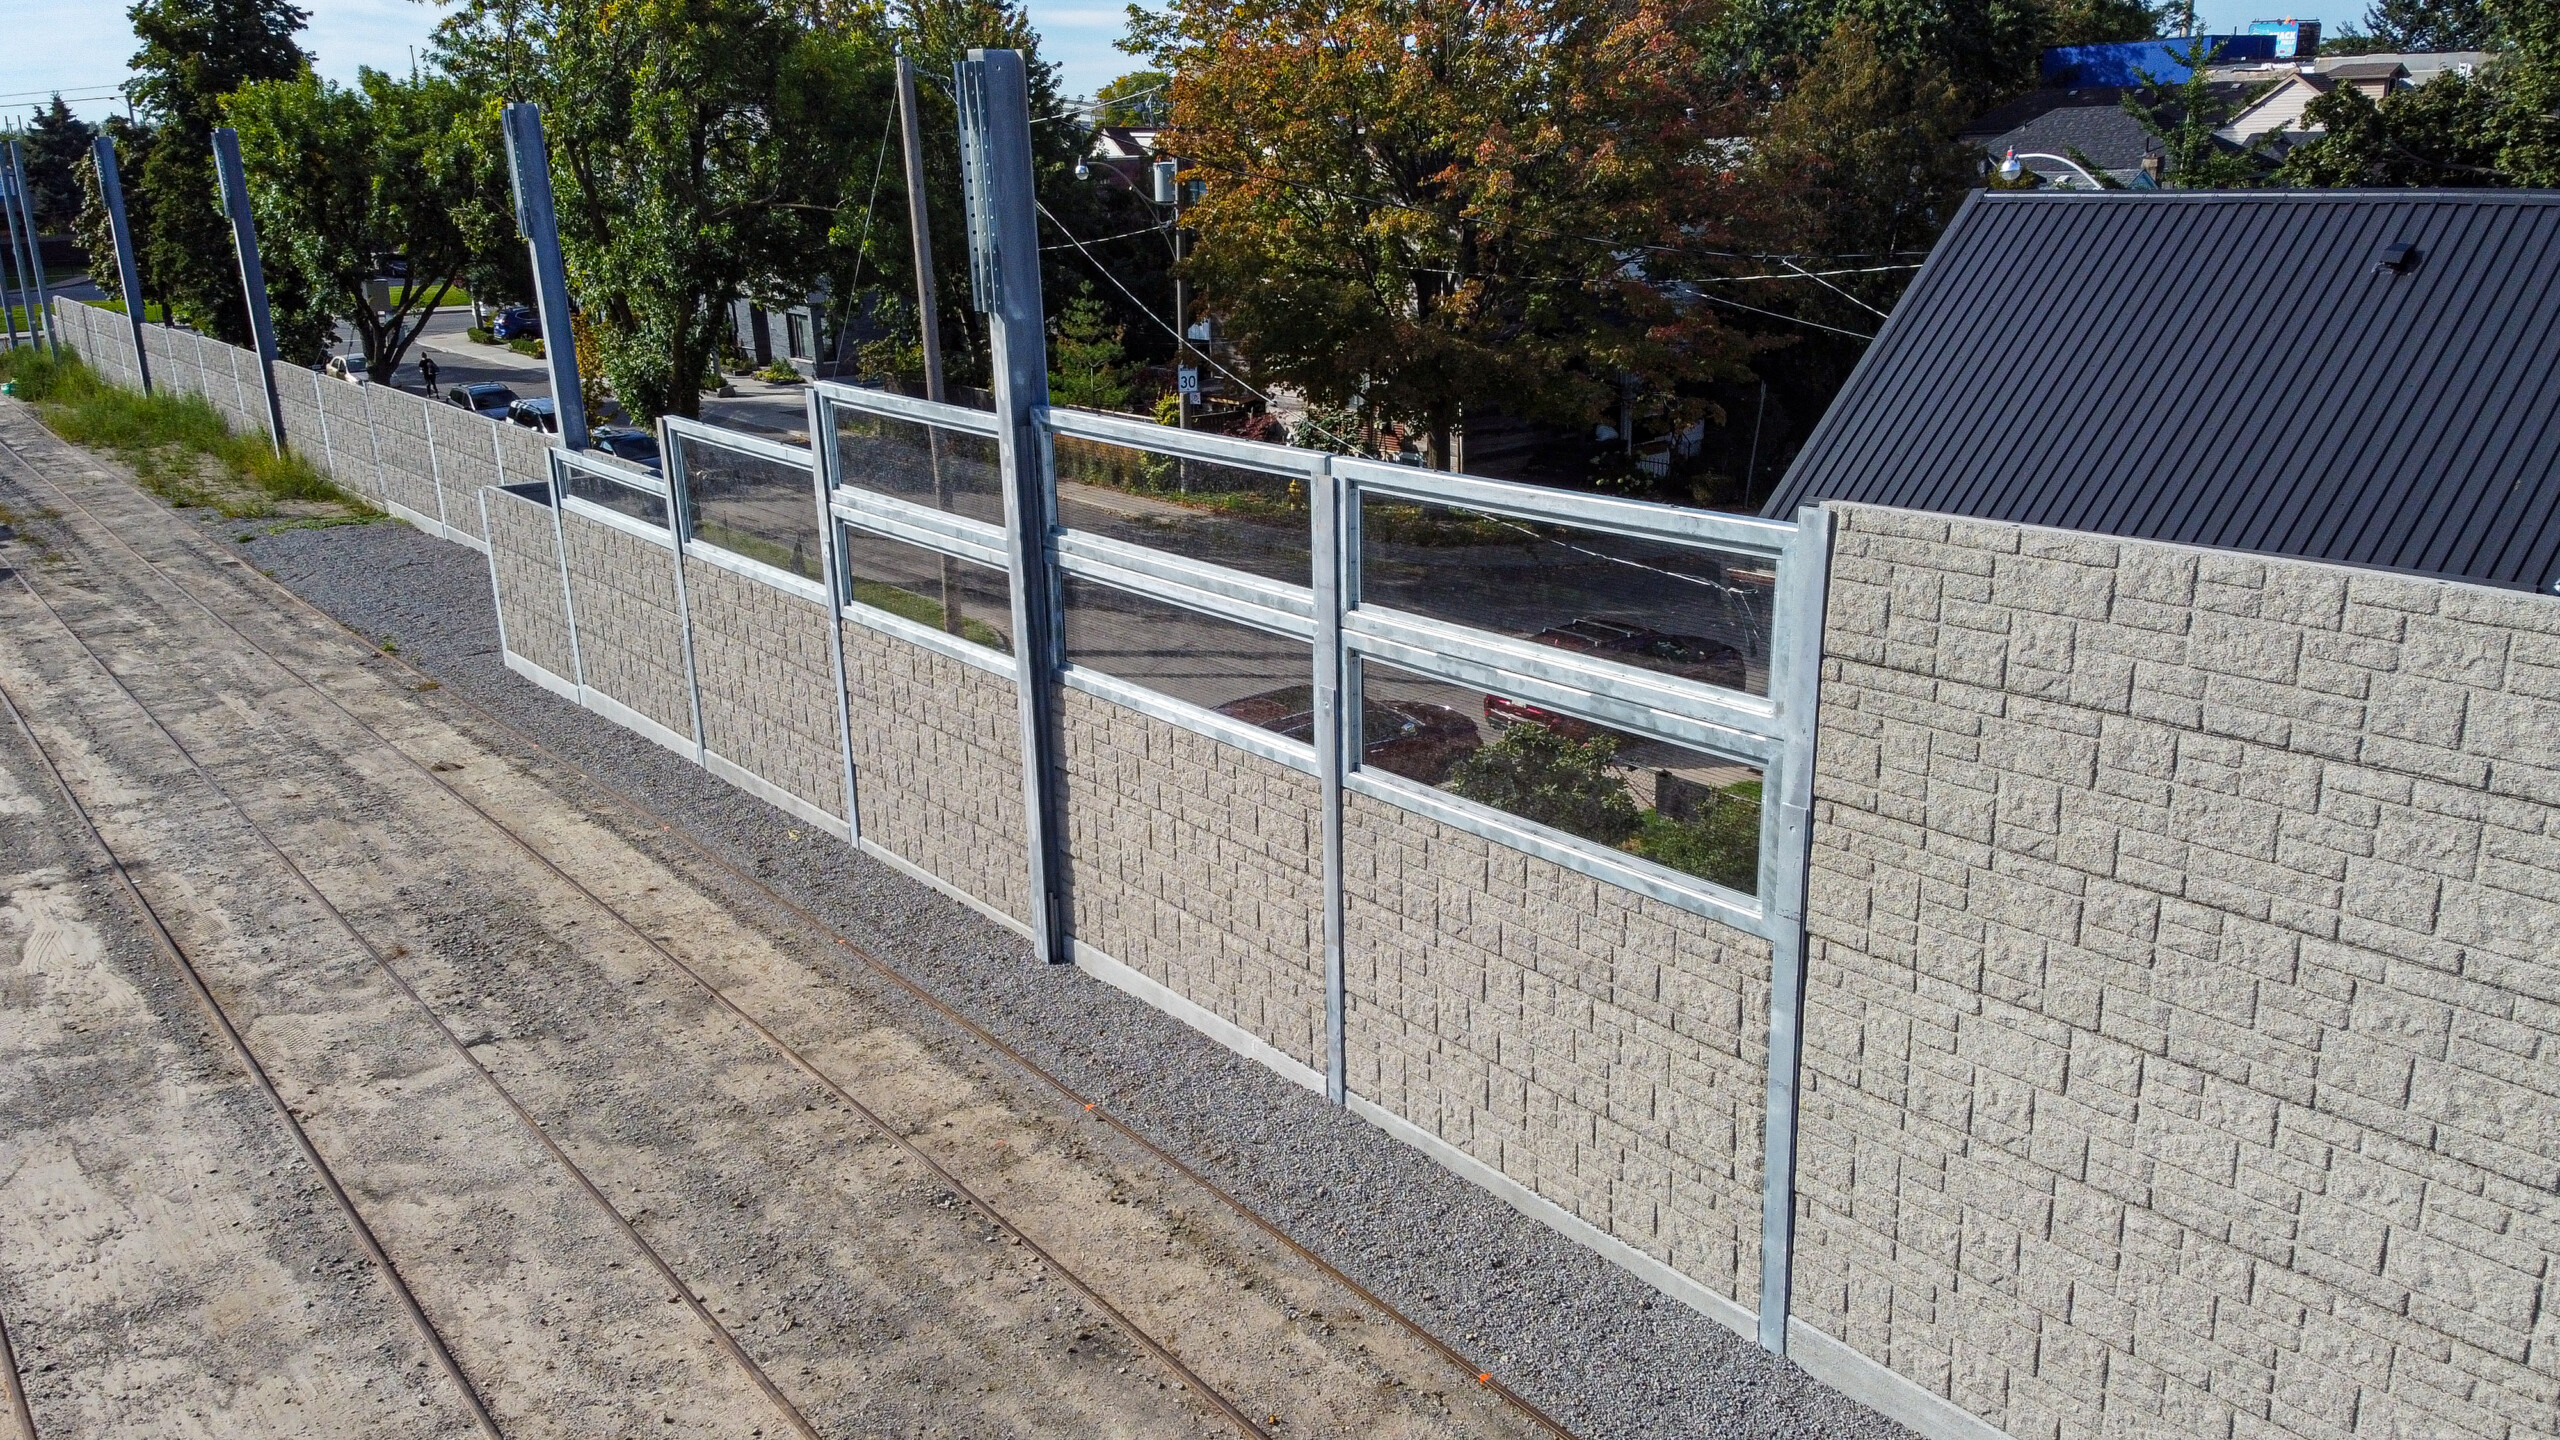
[562,463,669,529]
[1357,495,1773,696]
[836,523,1012,654]
[1051,430,1312,588]
[1356,661,1763,894]
[833,407,1007,530]
[680,436,821,580]
[1060,573,1312,718]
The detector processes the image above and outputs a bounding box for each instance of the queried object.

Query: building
[1762,189,2560,594]
[2216,53,2492,157]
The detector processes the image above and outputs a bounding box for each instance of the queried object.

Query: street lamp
[1998,148,2106,190]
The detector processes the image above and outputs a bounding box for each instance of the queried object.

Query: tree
[1445,724,1640,846]
[1095,71,1171,126]
[20,98,97,232]
[73,120,158,310]
[1048,290,1135,411]
[223,67,488,372]
[433,0,894,420]
[1130,0,1756,469]
[1715,0,2151,108]
[2121,39,2268,187]
[2363,0,2496,49]
[2274,77,2508,185]
[124,0,311,343]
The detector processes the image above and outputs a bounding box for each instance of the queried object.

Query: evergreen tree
[124,0,311,343]
[20,98,97,232]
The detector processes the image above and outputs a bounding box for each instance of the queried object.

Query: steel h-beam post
[1314,462,1348,1105]
[0,163,25,351]
[1754,503,1836,1354]
[93,136,151,392]
[5,143,52,356]
[209,128,286,451]
[500,102,589,451]
[956,49,1066,965]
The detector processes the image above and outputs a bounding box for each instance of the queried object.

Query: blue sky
[0,0,2357,129]
[0,0,1153,127]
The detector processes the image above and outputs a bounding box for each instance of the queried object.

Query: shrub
[1444,722,1640,846]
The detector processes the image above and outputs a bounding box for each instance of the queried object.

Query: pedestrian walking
[419,353,439,395]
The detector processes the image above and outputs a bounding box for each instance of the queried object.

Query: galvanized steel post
[955,49,1067,965]
[1755,503,1836,1354]
[209,128,286,451]
[1313,462,1349,1105]
[500,102,589,451]
[4,143,52,356]
[0,165,26,350]
[92,136,152,392]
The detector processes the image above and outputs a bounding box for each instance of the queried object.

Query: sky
[0,0,1150,126]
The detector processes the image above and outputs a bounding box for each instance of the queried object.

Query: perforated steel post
[92,136,152,392]
[500,103,589,452]
[209,129,286,451]
[955,49,1066,965]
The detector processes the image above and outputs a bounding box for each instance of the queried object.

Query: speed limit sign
[1176,366,1201,397]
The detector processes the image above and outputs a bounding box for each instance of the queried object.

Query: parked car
[491,305,539,341]
[1215,685,1481,785]
[444,382,518,418]
[507,396,557,433]
[590,425,661,475]
[1484,617,1748,735]
[322,354,370,384]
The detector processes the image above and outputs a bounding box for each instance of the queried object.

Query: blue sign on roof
[2039,35,2278,86]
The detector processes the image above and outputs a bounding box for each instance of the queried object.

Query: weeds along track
[0,426,1571,1440]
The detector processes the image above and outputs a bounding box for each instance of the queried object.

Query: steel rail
[0,1288,35,1440]
[1,547,821,1440]
[1,434,1582,1440]
[0,664,502,1440]
[0,439,1277,1440]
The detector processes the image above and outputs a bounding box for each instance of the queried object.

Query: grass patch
[88,299,173,322]
[850,578,1010,651]
[0,346,375,523]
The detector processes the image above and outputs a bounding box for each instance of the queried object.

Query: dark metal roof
[1763,190,2560,594]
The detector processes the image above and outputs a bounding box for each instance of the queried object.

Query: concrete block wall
[839,619,1031,926]
[484,486,578,685]
[316,375,384,504]
[684,556,846,822]
[365,383,445,527]
[557,507,695,744]
[1342,788,1777,1312]
[430,404,497,544]
[1795,503,2560,1440]
[1057,687,1327,1071]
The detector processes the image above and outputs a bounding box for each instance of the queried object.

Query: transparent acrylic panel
[1356,660,1763,894]
[679,434,821,581]
[1358,495,1774,695]
[1052,431,1310,588]
[1061,573,1313,718]
[561,463,669,529]
[834,405,1007,530]
[837,521,1012,654]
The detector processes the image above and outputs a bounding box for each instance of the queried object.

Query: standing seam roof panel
[1765,190,2560,594]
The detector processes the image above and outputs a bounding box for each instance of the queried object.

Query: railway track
[0,426,1577,1439]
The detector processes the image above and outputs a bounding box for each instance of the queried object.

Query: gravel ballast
[226,509,1916,1440]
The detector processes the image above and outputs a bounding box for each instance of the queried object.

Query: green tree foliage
[73,121,157,309]
[1130,0,1756,470]
[20,98,98,231]
[1630,787,1761,890]
[2274,76,2509,184]
[2120,39,2268,186]
[1445,723,1641,846]
[1094,70,1171,125]
[223,67,490,372]
[2363,0,2496,49]
[2274,0,2560,187]
[1048,291,1135,411]
[432,0,896,421]
[1718,0,2151,107]
[124,0,312,343]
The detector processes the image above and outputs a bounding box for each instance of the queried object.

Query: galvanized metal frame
[1755,504,1834,1354]
[662,414,832,602]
